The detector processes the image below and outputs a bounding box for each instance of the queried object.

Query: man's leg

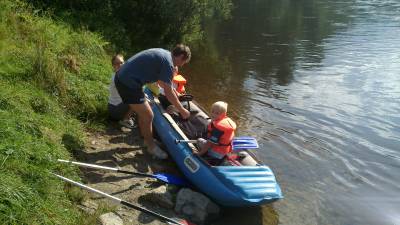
[122,105,135,121]
[128,101,155,150]
[113,76,165,158]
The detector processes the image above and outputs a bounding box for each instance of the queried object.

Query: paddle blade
[232,136,259,150]
[179,220,196,225]
[154,173,190,187]
[167,219,196,225]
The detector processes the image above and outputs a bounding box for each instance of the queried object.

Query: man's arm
[159,81,190,119]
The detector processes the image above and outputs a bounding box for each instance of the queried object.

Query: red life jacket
[172,74,186,94]
[207,116,237,156]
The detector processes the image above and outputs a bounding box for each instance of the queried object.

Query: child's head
[111,54,124,72]
[210,101,228,121]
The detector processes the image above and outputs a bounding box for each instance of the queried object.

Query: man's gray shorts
[108,103,129,121]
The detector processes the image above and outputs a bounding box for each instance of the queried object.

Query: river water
[182,0,400,224]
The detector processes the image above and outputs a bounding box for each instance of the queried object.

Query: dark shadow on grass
[62,133,85,160]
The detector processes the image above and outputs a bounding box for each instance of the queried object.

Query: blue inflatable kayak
[146,89,283,207]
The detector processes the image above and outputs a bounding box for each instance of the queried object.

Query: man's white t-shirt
[108,74,123,106]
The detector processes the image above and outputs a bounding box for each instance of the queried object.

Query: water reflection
[212,206,279,225]
[208,0,356,85]
[183,0,400,224]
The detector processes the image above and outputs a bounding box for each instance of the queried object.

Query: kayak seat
[202,155,224,166]
[203,153,241,166]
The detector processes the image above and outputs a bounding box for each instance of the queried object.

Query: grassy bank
[0,0,112,224]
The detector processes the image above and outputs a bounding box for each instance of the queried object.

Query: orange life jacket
[207,116,237,156]
[172,74,186,94]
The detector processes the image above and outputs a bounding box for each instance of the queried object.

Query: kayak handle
[175,139,197,144]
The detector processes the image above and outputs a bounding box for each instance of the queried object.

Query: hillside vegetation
[0,1,111,224]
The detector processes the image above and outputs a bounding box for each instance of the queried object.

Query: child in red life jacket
[197,101,237,160]
[158,66,187,113]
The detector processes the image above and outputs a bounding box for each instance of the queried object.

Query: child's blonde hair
[211,101,228,115]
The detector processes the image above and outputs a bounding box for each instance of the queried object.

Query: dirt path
[76,123,184,225]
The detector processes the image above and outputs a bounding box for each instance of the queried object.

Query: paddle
[57,159,189,187]
[52,173,193,225]
[231,136,259,150]
[175,136,259,151]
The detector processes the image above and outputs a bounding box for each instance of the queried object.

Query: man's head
[112,54,124,72]
[210,101,228,121]
[172,44,191,67]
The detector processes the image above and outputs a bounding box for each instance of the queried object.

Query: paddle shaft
[176,137,258,145]
[175,139,197,144]
[58,159,155,178]
[52,174,184,225]
[176,137,259,151]
[58,159,189,187]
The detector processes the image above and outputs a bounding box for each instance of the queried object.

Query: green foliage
[27,0,233,54]
[0,78,86,224]
[30,94,52,114]
[0,98,14,111]
[1,0,111,123]
[0,0,110,223]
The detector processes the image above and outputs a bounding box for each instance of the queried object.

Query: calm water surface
[183,0,400,224]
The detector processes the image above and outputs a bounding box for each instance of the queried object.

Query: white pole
[52,173,121,203]
[53,173,185,225]
[57,159,119,172]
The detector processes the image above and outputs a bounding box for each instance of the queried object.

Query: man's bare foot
[147,144,168,159]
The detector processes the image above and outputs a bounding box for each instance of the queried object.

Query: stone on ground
[98,212,123,225]
[175,188,220,225]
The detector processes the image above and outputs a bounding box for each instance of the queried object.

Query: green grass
[0,80,85,224]
[0,0,111,122]
[0,0,114,224]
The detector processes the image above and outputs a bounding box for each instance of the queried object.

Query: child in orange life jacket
[158,66,187,113]
[197,101,237,160]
